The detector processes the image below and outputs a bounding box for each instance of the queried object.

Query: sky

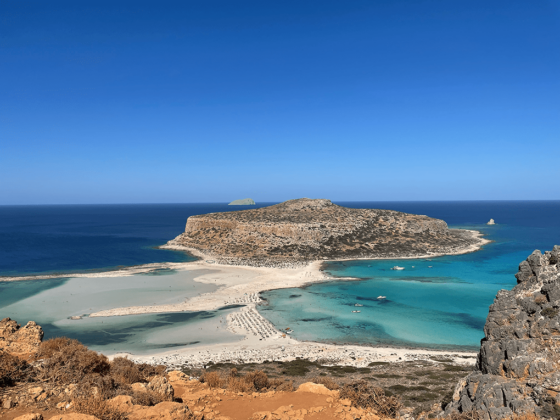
[1,0,559,204]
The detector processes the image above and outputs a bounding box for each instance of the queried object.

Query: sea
[0,201,559,354]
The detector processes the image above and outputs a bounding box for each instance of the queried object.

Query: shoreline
[1,228,488,367]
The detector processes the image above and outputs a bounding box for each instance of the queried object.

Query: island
[166,198,487,266]
[228,198,255,205]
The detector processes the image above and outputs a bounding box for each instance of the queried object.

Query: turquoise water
[0,270,243,354]
[259,202,560,351]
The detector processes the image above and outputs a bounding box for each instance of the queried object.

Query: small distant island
[166,198,488,266]
[228,198,256,205]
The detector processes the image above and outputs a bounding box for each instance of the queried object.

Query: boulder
[296,382,338,397]
[0,318,44,357]
[127,402,190,420]
[445,246,560,419]
[147,376,174,399]
[106,395,134,413]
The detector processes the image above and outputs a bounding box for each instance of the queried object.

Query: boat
[377,296,386,300]
[352,310,361,313]
[391,266,405,270]
[428,266,433,268]
[354,303,363,307]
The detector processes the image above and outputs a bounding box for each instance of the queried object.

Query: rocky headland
[166,198,487,267]
[446,246,560,419]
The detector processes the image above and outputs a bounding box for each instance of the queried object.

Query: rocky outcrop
[168,198,484,266]
[228,198,256,205]
[445,246,560,419]
[0,318,44,358]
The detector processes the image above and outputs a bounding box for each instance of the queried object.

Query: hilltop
[166,198,486,266]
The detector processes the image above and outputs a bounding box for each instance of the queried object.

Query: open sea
[1,201,559,353]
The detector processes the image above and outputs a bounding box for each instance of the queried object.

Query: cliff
[167,198,484,266]
[446,246,560,419]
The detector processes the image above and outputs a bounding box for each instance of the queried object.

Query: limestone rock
[296,382,338,397]
[169,198,483,266]
[131,382,147,393]
[48,415,100,420]
[147,376,174,399]
[0,318,44,357]
[107,395,134,412]
[228,198,256,205]
[445,246,560,419]
[127,401,189,420]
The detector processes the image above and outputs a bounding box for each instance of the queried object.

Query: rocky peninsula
[165,198,487,267]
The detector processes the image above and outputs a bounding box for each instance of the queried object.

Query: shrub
[37,338,111,384]
[110,357,165,385]
[201,371,223,388]
[340,380,401,418]
[243,370,269,391]
[73,396,128,420]
[0,350,33,387]
[310,376,340,390]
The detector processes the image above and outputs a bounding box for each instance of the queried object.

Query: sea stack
[445,246,560,419]
[167,198,485,266]
[228,198,256,205]
[487,219,495,225]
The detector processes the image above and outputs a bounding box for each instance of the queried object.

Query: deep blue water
[0,203,269,277]
[259,201,560,351]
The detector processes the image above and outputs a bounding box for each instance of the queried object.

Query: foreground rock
[0,318,44,358]
[446,246,560,419]
[168,198,485,266]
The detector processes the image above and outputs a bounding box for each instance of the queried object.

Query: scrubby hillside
[167,198,483,266]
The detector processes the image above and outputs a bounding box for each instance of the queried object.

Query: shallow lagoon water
[0,269,243,354]
[259,201,560,351]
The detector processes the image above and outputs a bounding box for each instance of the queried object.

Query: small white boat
[354,303,363,307]
[391,266,405,270]
[428,266,433,268]
[352,310,361,313]
[377,296,387,300]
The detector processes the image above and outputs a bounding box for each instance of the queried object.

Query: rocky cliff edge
[446,246,560,419]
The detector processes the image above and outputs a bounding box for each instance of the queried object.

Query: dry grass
[201,369,294,393]
[73,396,128,420]
[310,376,340,390]
[0,350,33,387]
[340,380,401,418]
[443,411,480,420]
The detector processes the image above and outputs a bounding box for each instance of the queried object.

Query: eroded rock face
[0,317,44,357]
[168,198,482,266]
[446,246,560,419]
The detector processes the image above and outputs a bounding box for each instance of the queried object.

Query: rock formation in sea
[487,219,495,225]
[445,246,560,419]
[167,198,484,266]
[228,198,256,205]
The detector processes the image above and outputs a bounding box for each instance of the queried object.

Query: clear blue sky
[1,0,559,204]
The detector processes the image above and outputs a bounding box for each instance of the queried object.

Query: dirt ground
[181,355,474,417]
